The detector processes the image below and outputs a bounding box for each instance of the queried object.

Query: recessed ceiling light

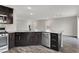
[30,13,33,15]
[27,7,32,10]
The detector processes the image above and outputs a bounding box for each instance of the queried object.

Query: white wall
[5,5,77,34]
[15,16,77,36]
[46,16,77,36]
[5,9,16,32]
[35,20,46,31]
[4,5,78,34]
[16,20,46,32]
[3,6,77,35]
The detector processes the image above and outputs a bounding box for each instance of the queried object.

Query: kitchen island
[8,32,62,51]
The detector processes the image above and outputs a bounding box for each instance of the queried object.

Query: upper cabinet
[0,5,13,24]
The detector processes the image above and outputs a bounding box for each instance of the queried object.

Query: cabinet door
[15,33,20,42]
[21,32,32,45]
[28,32,42,45]
[15,33,28,46]
[15,32,42,46]
[0,5,13,24]
[51,33,59,51]
[15,33,21,46]
[17,33,28,46]
[28,33,36,45]
[9,33,15,49]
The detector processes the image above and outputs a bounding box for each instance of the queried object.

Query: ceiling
[6,5,79,20]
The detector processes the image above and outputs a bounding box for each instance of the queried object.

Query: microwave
[0,15,8,23]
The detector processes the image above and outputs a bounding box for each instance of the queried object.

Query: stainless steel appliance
[42,32,62,51]
[0,28,8,52]
[0,14,8,23]
[42,32,50,48]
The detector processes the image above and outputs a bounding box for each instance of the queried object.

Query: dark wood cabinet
[8,32,60,51]
[0,5,13,24]
[9,33,15,49]
[15,32,42,46]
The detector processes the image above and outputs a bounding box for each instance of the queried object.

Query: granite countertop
[7,31,61,34]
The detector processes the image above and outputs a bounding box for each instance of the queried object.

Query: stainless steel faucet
[29,25,31,31]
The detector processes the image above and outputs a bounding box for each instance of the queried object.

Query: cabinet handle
[19,36,20,40]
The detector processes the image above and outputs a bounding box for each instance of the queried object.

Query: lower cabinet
[9,33,15,49]
[8,32,60,51]
[15,32,42,46]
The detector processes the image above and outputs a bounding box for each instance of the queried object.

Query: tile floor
[6,45,58,53]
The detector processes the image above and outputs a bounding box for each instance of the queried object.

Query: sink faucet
[29,25,31,31]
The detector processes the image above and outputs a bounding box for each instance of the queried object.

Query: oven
[0,33,8,52]
[0,28,8,53]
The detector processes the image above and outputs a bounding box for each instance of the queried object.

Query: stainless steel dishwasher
[42,32,50,48]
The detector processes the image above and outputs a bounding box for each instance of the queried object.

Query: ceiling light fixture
[30,13,33,15]
[27,7,32,10]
